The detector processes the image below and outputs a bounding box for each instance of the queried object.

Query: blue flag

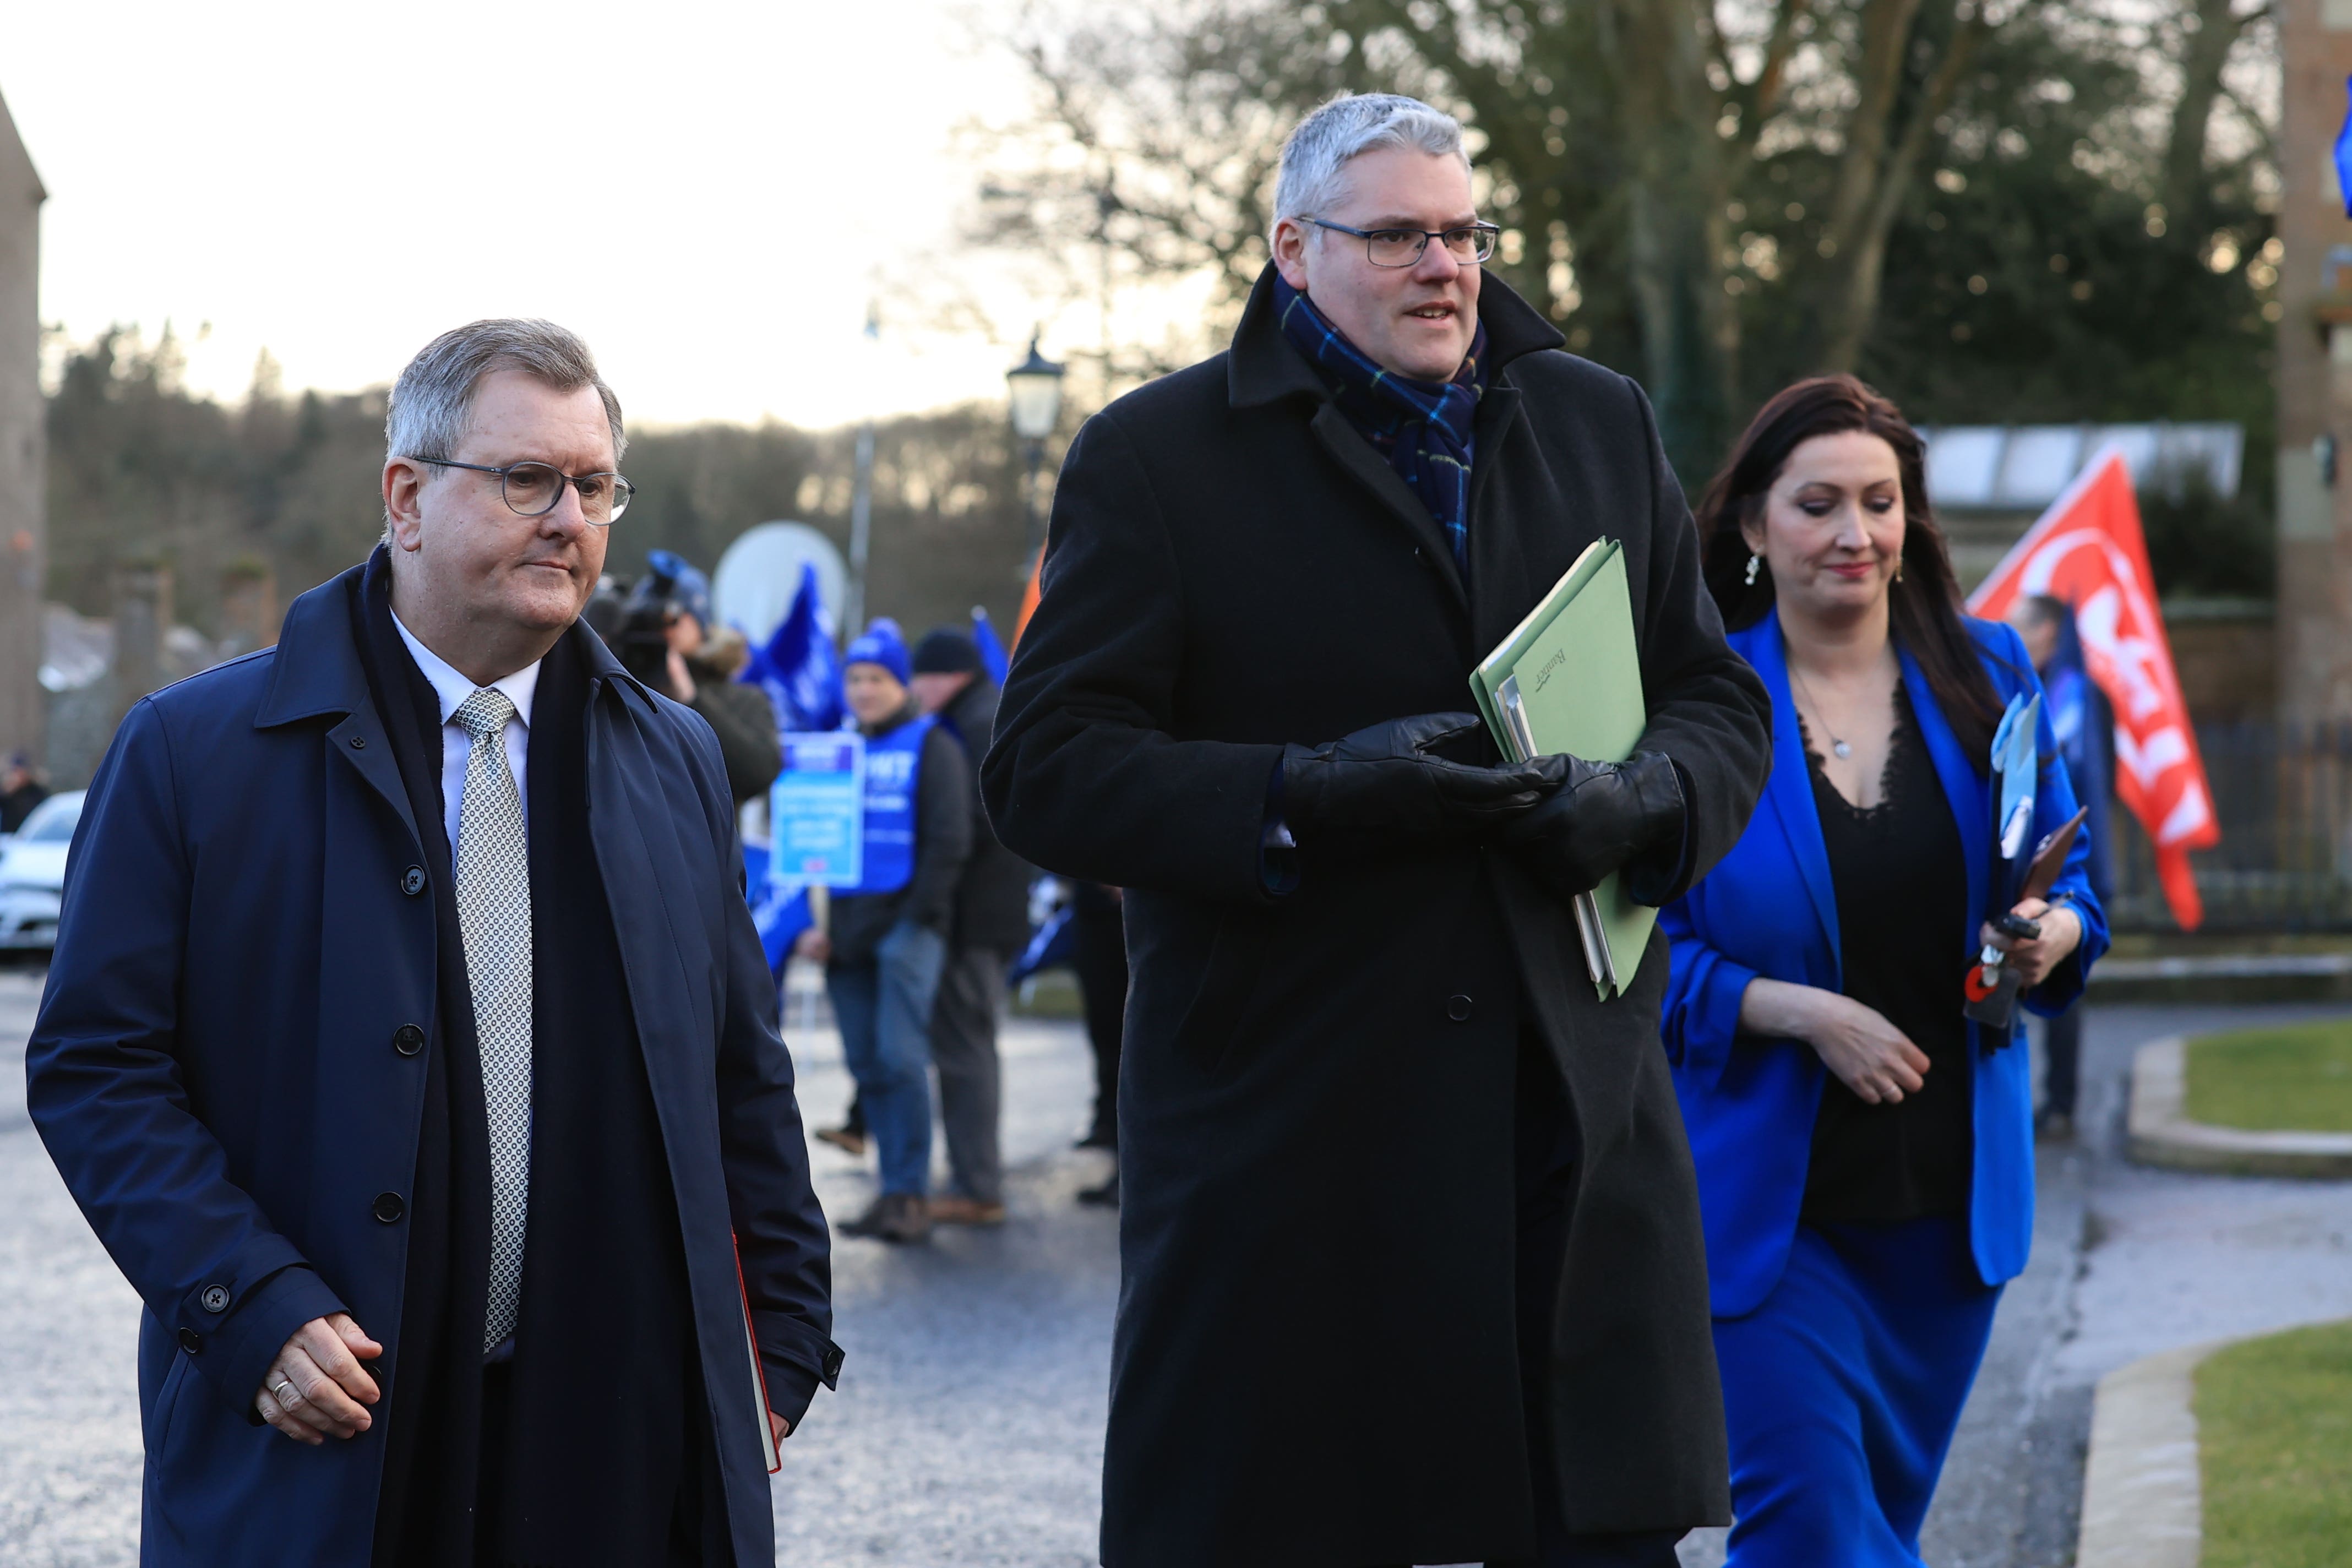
[2338,75,2352,218]
[739,840,812,975]
[752,880,814,976]
[971,607,1011,687]
[1006,903,1076,987]
[742,562,843,734]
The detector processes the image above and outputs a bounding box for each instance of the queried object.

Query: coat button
[393,1024,427,1057]
[200,1284,230,1314]
[372,1192,406,1224]
[177,1327,203,1354]
[1447,994,1475,1022]
[401,866,427,896]
[350,735,368,749]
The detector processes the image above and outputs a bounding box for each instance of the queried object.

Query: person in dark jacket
[1069,880,1128,1206]
[25,319,839,1568]
[2008,594,2113,1142]
[795,619,972,1244]
[640,549,783,810]
[983,94,1771,1568]
[910,626,1033,1226]
[1,752,49,833]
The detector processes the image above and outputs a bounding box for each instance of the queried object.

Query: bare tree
[1810,1,1998,369]
[958,0,2275,468]
[2161,0,2272,219]
[947,0,1375,404]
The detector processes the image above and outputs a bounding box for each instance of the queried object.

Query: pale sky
[8,0,1047,429]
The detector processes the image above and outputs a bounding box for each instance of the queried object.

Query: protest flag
[742,562,844,734]
[1967,449,2218,928]
[2336,74,2352,219]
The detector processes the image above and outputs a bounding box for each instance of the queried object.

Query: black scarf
[350,551,727,1567]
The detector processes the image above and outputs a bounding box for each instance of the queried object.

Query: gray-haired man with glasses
[986,91,1766,1567]
[29,317,839,1566]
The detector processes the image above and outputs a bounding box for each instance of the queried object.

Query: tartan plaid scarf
[1274,274,1489,573]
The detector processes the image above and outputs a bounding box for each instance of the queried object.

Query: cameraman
[612,551,782,809]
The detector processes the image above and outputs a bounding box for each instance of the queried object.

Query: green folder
[1469,540,1655,1001]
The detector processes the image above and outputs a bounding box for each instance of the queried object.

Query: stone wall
[2165,602,2279,725]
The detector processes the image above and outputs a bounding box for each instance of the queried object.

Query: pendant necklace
[1789,665,1853,760]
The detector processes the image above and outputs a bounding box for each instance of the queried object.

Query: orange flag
[1968,450,2218,929]
[1012,547,1043,649]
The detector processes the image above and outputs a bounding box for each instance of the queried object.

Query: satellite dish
[713,522,848,644]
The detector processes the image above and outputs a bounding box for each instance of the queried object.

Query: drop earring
[1893,556,1905,584]
[1744,553,1762,587]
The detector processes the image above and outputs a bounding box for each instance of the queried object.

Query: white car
[0,790,83,951]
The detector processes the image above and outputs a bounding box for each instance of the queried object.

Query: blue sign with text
[769,732,865,889]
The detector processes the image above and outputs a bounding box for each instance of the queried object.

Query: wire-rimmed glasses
[1310,219,1501,269]
[413,458,635,525]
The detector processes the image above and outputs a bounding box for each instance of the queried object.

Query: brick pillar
[0,96,44,768]
[110,564,171,727]
[2278,0,2352,720]
[219,562,278,657]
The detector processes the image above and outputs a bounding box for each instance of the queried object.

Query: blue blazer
[25,567,840,1567]
[1659,609,2108,1317]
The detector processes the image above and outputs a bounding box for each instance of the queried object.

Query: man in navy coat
[26,318,840,1566]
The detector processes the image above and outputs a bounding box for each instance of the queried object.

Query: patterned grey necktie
[451,687,533,1353]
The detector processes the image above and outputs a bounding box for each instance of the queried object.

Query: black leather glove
[1501,749,1686,905]
[1281,713,1553,848]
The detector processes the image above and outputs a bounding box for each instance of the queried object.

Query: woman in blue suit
[1660,377,2107,1566]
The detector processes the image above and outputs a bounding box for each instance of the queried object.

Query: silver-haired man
[29,318,840,1567]
[984,94,1766,1566]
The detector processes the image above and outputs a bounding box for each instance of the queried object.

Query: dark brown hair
[1695,374,2006,766]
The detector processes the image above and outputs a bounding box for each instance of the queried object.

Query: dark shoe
[840,1193,932,1243]
[814,1125,868,1157]
[2036,1109,2076,1144]
[928,1195,1008,1227]
[1076,1172,1120,1208]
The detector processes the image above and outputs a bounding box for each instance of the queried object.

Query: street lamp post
[845,304,880,640]
[1006,334,1066,568]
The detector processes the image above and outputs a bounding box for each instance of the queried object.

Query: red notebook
[731,1234,782,1473]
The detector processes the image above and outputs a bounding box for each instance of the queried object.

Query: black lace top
[1800,681,1974,1224]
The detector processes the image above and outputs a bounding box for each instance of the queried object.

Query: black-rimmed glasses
[413,458,635,525]
[1311,219,1500,269]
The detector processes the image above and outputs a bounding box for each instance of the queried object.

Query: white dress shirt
[391,611,541,852]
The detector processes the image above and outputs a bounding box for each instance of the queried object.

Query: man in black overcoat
[982,95,1771,1567]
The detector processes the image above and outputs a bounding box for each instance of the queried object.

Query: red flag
[1967,450,2218,929]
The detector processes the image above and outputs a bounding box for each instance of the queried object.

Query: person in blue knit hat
[794,619,973,1243]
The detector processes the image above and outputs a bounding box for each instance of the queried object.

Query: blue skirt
[1712,1216,2001,1567]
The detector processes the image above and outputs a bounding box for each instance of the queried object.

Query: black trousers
[1071,888,1128,1145]
[2043,1003,2082,1118]
[474,1360,732,1567]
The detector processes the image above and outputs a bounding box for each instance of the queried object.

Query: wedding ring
[273,1380,298,1405]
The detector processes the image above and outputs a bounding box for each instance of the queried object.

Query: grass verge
[2182,1019,2352,1133]
[2197,1319,2352,1568]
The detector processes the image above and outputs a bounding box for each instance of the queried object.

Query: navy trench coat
[25,566,839,1566]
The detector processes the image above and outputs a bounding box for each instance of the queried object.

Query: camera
[585,564,689,690]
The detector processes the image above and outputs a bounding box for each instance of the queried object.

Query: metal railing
[2107,722,2352,932]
